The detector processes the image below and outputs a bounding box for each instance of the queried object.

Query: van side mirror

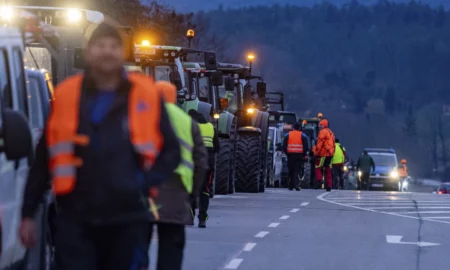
[169,71,183,91]
[211,71,223,86]
[257,82,266,96]
[204,52,217,71]
[224,77,235,91]
[0,109,33,161]
[73,48,86,69]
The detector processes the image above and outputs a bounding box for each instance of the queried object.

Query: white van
[0,26,42,270]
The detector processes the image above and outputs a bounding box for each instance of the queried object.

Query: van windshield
[369,154,397,167]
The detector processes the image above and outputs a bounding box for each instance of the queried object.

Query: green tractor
[215,62,270,193]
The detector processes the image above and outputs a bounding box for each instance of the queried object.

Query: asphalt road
[148,188,450,270]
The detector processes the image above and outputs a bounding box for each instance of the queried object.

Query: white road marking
[224,258,244,269]
[279,215,290,220]
[290,208,300,212]
[268,223,280,228]
[255,231,269,238]
[386,235,440,247]
[214,195,248,199]
[397,211,450,214]
[423,216,450,219]
[300,202,310,206]
[317,192,450,225]
[243,243,257,251]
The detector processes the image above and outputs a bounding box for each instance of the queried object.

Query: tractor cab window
[219,81,243,114]
[153,65,173,82]
[197,75,209,101]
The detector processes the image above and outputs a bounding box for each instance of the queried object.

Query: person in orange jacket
[19,22,181,270]
[313,119,336,191]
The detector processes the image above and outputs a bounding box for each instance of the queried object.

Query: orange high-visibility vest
[46,73,163,195]
[287,130,304,153]
[399,165,408,177]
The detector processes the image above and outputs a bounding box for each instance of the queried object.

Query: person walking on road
[189,110,220,228]
[332,138,346,189]
[283,122,310,191]
[151,81,209,270]
[398,159,408,190]
[313,119,335,191]
[356,150,376,190]
[19,22,181,270]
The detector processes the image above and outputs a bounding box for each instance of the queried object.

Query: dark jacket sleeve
[212,128,220,153]
[356,158,361,170]
[302,133,310,154]
[191,120,208,196]
[22,132,51,219]
[370,157,376,171]
[283,134,289,153]
[146,99,181,186]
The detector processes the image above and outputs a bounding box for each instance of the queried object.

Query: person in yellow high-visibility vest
[188,110,220,228]
[153,82,209,269]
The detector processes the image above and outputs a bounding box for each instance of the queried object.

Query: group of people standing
[19,22,219,270]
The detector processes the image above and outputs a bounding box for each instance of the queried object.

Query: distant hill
[162,0,449,12]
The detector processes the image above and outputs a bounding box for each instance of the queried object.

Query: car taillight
[438,191,443,194]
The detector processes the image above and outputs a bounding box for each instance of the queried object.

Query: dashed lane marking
[255,231,270,238]
[300,202,309,206]
[268,222,280,228]
[290,208,300,212]
[224,258,244,269]
[279,215,290,220]
[243,243,257,251]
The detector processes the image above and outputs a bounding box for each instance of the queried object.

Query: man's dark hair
[363,150,368,155]
[293,122,301,130]
[88,22,122,46]
[188,109,197,118]
[335,138,340,143]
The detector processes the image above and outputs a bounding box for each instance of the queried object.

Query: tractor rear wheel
[215,138,231,194]
[235,133,261,193]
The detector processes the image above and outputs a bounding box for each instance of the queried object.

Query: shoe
[288,188,293,191]
[326,188,331,192]
[198,220,206,228]
[295,187,301,191]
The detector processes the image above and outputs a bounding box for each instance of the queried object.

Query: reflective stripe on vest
[47,73,163,195]
[165,103,194,194]
[198,122,214,148]
[287,130,303,153]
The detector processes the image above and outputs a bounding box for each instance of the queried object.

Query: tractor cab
[132,43,218,121]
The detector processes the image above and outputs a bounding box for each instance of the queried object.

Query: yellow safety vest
[199,122,215,148]
[332,143,345,164]
[165,103,194,194]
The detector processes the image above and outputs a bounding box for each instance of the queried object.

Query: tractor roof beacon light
[186,29,194,48]
[141,40,150,46]
[0,6,13,21]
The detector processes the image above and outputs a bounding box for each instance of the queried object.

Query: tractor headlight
[358,171,362,177]
[343,166,348,172]
[390,171,399,178]
[0,6,13,20]
[213,113,220,119]
[247,108,254,114]
[66,9,83,23]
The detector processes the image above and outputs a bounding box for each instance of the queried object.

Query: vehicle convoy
[215,58,270,194]
[362,148,402,191]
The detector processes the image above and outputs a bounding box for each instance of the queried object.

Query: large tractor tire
[235,132,261,193]
[301,162,311,189]
[215,138,231,194]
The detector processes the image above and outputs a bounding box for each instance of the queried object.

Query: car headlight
[358,171,362,176]
[343,166,348,172]
[390,171,399,178]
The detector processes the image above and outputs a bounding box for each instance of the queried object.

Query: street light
[247,53,255,75]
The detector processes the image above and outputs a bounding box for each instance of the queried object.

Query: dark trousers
[287,154,304,189]
[360,172,370,190]
[53,215,149,270]
[191,167,213,221]
[148,223,185,270]
[332,166,344,189]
